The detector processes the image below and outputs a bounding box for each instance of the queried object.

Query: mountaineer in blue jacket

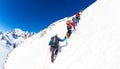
[49,34,66,63]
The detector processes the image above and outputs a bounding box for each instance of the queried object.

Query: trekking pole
[66,39,68,45]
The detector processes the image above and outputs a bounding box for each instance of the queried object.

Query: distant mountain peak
[13,28,24,33]
[0,28,35,49]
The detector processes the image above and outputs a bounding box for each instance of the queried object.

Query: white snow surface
[5,0,120,69]
[0,46,11,69]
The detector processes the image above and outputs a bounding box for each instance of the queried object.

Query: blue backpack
[50,36,59,46]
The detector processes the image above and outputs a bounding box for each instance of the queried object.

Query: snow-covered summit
[0,28,35,49]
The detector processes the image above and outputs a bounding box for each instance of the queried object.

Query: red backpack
[75,13,79,17]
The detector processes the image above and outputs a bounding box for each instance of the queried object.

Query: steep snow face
[5,0,120,69]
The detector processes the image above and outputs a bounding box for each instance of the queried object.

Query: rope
[42,47,49,69]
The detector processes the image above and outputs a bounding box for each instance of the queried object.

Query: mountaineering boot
[51,59,54,63]
[51,55,54,63]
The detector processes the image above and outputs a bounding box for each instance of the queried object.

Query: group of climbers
[49,10,83,63]
[66,11,83,39]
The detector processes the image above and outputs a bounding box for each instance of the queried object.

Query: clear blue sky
[0,0,96,33]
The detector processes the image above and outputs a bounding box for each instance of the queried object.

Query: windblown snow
[5,0,120,69]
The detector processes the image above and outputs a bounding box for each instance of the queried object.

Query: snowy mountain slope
[4,17,72,69]
[0,45,10,69]
[5,0,120,69]
[0,29,35,69]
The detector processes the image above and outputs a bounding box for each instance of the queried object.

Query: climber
[75,9,84,23]
[66,20,76,39]
[49,34,66,63]
[75,12,80,23]
[72,17,77,26]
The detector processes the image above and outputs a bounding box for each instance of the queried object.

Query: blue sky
[0,0,96,33]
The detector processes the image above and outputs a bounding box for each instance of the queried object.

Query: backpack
[67,24,72,31]
[50,36,59,46]
[72,17,77,21]
[75,13,79,17]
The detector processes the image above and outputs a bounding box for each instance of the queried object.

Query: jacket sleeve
[58,37,66,42]
[49,40,52,46]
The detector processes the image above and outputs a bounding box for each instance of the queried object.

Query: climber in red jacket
[66,20,76,39]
